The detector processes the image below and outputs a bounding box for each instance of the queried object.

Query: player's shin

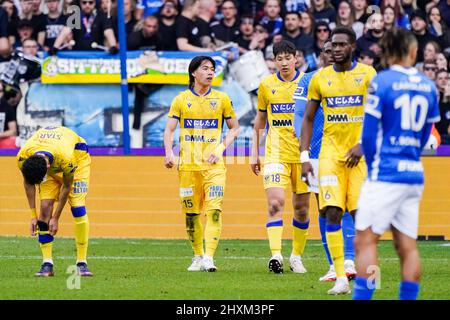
[326,224,345,278]
[72,207,89,263]
[319,215,333,265]
[37,220,54,264]
[205,210,222,257]
[342,212,355,261]
[292,219,309,256]
[186,213,204,256]
[266,220,283,255]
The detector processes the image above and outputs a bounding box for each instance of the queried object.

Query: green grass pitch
[0,237,449,300]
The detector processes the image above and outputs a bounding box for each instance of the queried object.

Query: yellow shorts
[39,152,91,208]
[178,167,226,214]
[263,162,309,194]
[318,158,366,212]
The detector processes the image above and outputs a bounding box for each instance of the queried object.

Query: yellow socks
[326,224,345,278]
[205,210,222,257]
[186,213,204,256]
[292,219,309,256]
[74,215,89,263]
[266,220,283,255]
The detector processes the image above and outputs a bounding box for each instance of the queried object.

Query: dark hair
[331,26,356,44]
[22,155,47,185]
[188,56,216,89]
[379,28,418,66]
[273,40,297,58]
[285,11,300,18]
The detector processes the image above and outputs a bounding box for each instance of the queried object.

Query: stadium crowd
[0,0,449,145]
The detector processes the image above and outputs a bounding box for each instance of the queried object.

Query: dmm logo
[272,119,293,127]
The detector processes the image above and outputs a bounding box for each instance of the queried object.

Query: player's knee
[39,201,53,219]
[268,198,284,216]
[325,206,342,224]
[207,209,221,223]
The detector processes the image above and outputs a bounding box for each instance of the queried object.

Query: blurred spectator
[295,48,311,72]
[110,0,138,38]
[423,40,441,62]
[352,0,370,24]
[380,0,409,29]
[158,0,178,51]
[211,0,239,46]
[236,15,267,54]
[136,0,164,20]
[0,83,17,148]
[53,0,118,52]
[265,58,276,73]
[427,5,446,37]
[410,9,438,62]
[356,13,384,61]
[438,0,450,29]
[43,0,67,51]
[278,12,313,52]
[2,0,19,49]
[436,52,448,71]
[401,0,418,18]
[358,50,375,66]
[196,0,216,49]
[127,15,163,50]
[312,21,330,58]
[21,37,39,56]
[329,0,364,39]
[12,19,34,48]
[259,0,283,39]
[0,6,11,58]
[63,0,74,15]
[310,0,336,25]
[175,0,209,51]
[300,11,314,37]
[436,69,449,95]
[19,0,45,46]
[285,0,307,13]
[382,5,396,31]
[422,59,437,80]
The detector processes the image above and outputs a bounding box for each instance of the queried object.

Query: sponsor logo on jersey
[294,87,304,96]
[184,135,217,143]
[272,119,293,127]
[326,95,363,107]
[184,119,218,129]
[180,187,194,197]
[263,163,285,175]
[39,132,62,139]
[397,160,423,173]
[208,185,224,198]
[270,103,295,113]
[326,114,363,123]
[73,181,87,194]
[320,175,338,187]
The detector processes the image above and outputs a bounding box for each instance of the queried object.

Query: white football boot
[268,253,284,273]
[327,276,351,295]
[344,259,357,280]
[202,255,217,272]
[289,254,307,273]
[319,265,337,282]
[187,255,203,271]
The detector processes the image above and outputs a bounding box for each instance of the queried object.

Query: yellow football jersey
[307,62,376,161]
[17,126,89,176]
[168,88,236,171]
[257,70,303,163]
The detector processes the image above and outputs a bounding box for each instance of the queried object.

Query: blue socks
[342,212,355,261]
[399,281,420,300]
[318,216,333,265]
[352,277,375,300]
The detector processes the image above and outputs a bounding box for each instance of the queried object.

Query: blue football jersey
[362,65,441,184]
[293,70,324,159]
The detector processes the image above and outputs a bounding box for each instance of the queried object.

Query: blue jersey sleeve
[362,77,383,169]
[293,72,313,139]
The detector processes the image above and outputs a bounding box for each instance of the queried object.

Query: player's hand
[250,156,261,175]
[346,144,363,168]
[164,152,175,168]
[49,217,59,236]
[301,161,314,186]
[207,154,220,164]
[30,218,38,236]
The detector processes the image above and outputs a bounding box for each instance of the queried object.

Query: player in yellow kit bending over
[251,40,310,274]
[164,56,240,272]
[17,126,92,277]
[301,27,376,294]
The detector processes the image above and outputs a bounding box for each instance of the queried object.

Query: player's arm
[52,26,72,51]
[293,73,310,139]
[165,96,181,169]
[361,81,382,169]
[251,83,268,175]
[208,117,240,164]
